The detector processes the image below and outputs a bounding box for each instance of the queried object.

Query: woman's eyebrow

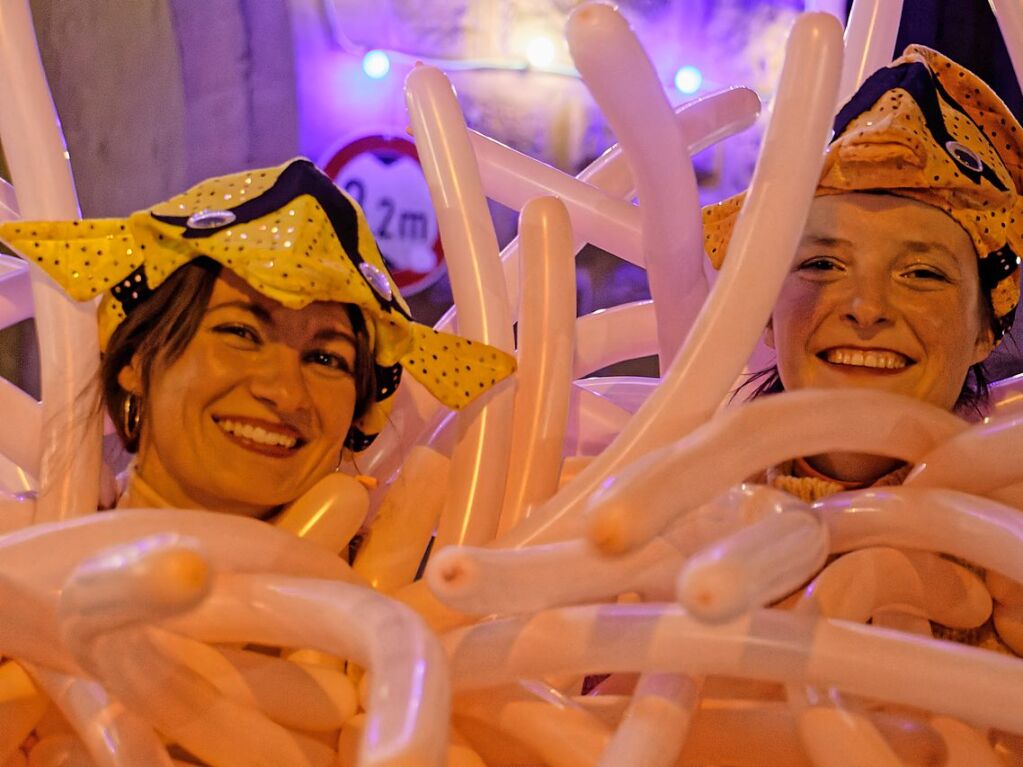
[312,327,357,345]
[206,300,272,323]
[799,234,851,248]
[902,240,961,261]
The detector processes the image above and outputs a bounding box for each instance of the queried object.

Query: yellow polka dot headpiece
[0,158,516,450]
[704,45,1023,341]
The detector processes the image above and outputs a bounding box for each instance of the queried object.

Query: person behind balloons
[704,44,1022,503]
[0,158,515,518]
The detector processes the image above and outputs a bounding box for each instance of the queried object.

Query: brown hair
[101,257,375,452]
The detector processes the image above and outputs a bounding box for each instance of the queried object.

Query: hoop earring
[122,393,142,443]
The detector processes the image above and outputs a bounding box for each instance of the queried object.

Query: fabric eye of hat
[0,158,516,451]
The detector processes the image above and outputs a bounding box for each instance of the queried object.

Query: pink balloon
[0,377,40,480]
[584,390,965,555]
[988,372,1023,415]
[677,510,828,623]
[817,487,1023,585]
[499,197,576,534]
[443,603,1023,732]
[168,574,451,767]
[573,301,657,378]
[354,446,450,594]
[25,665,175,767]
[454,683,610,767]
[796,547,991,629]
[596,673,699,767]
[906,410,1023,494]
[567,2,707,367]
[404,64,515,549]
[931,717,1004,767]
[426,485,804,616]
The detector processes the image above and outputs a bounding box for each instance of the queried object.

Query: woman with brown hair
[0,157,515,518]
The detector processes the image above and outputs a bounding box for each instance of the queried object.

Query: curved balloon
[677,509,828,623]
[469,86,760,273]
[567,2,707,367]
[905,410,1023,494]
[354,446,450,593]
[584,389,965,555]
[817,487,1023,583]
[167,573,451,767]
[797,547,990,629]
[273,472,369,554]
[573,302,658,378]
[404,64,515,549]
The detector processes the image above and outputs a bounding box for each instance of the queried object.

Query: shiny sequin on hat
[359,261,393,301]
[186,209,237,229]
[703,45,1023,342]
[0,158,517,451]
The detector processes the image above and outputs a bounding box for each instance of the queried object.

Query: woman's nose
[840,274,893,329]
[249,346,310,413]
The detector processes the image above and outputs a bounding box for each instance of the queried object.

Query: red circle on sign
[322,134,445,296]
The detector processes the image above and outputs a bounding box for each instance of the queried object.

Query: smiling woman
[703,44,1023,495]
[0,158,516,517]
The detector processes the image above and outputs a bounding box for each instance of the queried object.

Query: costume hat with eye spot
[704,45,1023,341]
[0,158,516,451]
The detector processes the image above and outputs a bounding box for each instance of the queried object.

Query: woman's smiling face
[120,270,359,516]
[767,193,994,411]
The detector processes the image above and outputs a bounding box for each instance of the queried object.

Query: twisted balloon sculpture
[1,0,1023,765]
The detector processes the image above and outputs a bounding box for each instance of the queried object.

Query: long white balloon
[499,197,576,534]
[837,0,904,105]
[404,64,515,548]
[443,604,1023,732]
[584,389,964,554]
[905,410,1023,494]
[499,11,845,550]
[817,487,1023,584]
[567,2,707,367]
[358,85,761,484]
[0,0,98,523]
[167,574,451,767]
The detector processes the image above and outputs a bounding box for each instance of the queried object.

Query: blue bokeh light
[674,65,703,94]
[362,49,391,79]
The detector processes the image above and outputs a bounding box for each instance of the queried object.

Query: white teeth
[217,419,297,448]
[824,348,908,369]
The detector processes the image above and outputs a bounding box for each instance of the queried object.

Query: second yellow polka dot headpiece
[704,45,1023,341]
[0,158,516,450]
